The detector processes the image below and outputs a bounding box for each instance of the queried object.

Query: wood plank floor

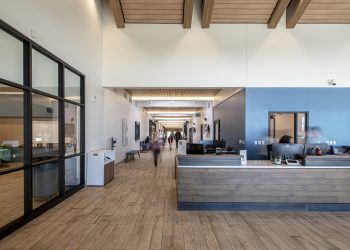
[1,149,350,249]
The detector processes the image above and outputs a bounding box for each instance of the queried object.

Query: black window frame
[0,19,85,240]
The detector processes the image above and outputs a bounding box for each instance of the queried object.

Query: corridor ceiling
[108,0,350,29]
[124,88,222,99]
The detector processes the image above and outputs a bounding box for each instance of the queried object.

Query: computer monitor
[213,140,226,148]
[186,143,204,154]
[199,140,213,147]
[304,143,329,155]
[272,143,304,160]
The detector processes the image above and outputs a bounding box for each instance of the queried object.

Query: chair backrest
[266,144,272,160]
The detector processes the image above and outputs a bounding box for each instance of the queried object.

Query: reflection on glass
[65,68,81,102]
[32,94,59,163]
[0,170,24,227]
[32,49,59,96]
[65,103,80,156]
[65,156,80,191]
[33,163,59,208]
[0,29,23,85]
[0,84,24,171]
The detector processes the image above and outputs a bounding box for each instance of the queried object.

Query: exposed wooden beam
[183,0,194,28]
[202,0,215,28]
[268,0,292,28]
[109,0,125,28]
[286,0,312,28]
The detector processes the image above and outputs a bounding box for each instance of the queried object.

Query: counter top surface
[177,154,240,158]
[178,159,350,169]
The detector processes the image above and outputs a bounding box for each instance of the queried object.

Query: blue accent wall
[246,88,350,160]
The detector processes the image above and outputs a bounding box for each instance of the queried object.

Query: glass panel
[0,170,24,227]
[297,113,307,144]
[65,156,80,191]
[65,103,80,156]
[0,29,23,85]
[32,49,59,96]
[32,94,59,163]
[33,162,59,208]
[64,68,80,102]
[0,84,24,172]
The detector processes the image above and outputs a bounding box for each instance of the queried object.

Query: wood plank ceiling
[108,0,194,28]
[299,0,350,24]
[202,0,291,28]
[124,88,223,97]
[109,0,350,29]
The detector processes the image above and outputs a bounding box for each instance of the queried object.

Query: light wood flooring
[1,149,350,249]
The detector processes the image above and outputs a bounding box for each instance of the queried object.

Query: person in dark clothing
[279,135,293,143]
[168,134,174,150]
[174,130,182,149]
[152,139,161,167]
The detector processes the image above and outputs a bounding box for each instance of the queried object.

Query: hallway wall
[104,89,148,163]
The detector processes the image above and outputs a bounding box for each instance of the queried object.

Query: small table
[125,150,140,162]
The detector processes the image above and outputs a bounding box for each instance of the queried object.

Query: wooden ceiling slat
[125,14,183,20]
[109,0,125,28]
[215,0,278,2]
[213,9,275,14]
[123,9,183,14]
[299,19,350,24]
[286,0,312,28]
[213,3,278,10]
[183,0,194,28]
[121,0,183,3]
[268,0,291,28]
[202,0,215,28]
[212,19,268,23]
[124,89,223,97]
[298,0,350,24]
[122,4,183,9]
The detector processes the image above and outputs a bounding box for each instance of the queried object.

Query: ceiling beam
[183,0,194,28]
[109,0,125,29]
[286,0,312,28]
[202,0,214,28]
[268,0,292,29]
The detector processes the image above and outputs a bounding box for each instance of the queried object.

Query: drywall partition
[213,89,245,150]
[102,0,350,88]
[245,88,350,160]
[0,0,104,153]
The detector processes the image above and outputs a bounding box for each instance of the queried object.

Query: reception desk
[176,154,350,211]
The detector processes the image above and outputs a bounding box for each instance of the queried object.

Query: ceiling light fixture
[132,96,214,101]
[147,111,196,114]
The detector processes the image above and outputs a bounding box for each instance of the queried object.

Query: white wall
[102,0,350,88]
[103,89,148,163]
[0,0,104,153]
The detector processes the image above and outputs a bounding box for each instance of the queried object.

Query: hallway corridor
[1,149,350,249]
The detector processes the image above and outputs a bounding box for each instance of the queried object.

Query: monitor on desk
[187,143,204,154]
[272,143,304,160]
[213,140,226,148]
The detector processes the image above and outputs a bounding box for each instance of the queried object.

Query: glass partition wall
[0,20,85,239]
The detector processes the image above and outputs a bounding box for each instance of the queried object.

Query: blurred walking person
[168,134,174,150]
[152,139,161,167]
[175,129,182,149]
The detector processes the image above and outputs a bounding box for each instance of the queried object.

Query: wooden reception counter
[176,154,350,211]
